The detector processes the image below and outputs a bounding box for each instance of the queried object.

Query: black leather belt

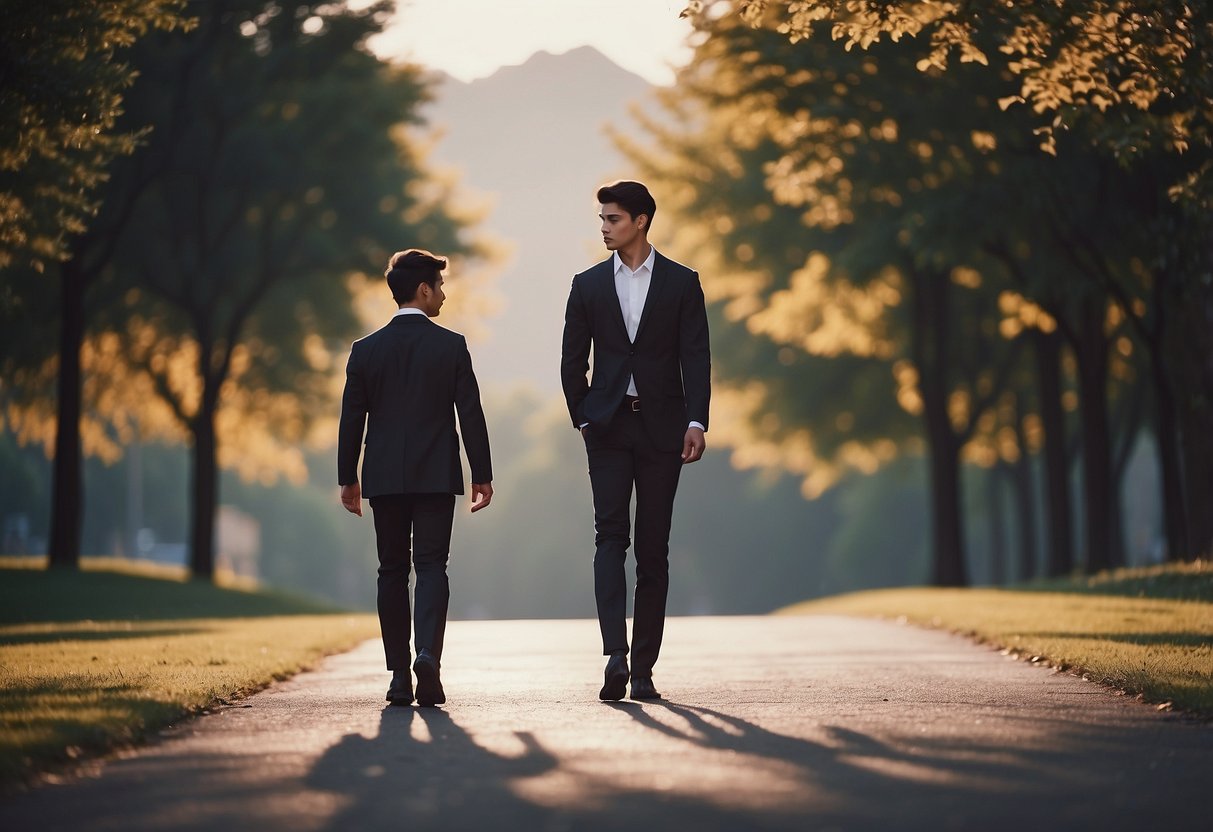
[623,395,640,412]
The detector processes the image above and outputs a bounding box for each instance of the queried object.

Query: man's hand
[471,482,493,512]
[682,427,706,464]
[340,483,362,517]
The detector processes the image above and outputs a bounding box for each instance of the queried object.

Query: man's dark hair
[385,248,447,303]
[597,180,656,231]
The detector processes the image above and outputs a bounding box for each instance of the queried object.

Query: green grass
[0,558,377,791]
[0,556,343,622]
[779,561,1213,715]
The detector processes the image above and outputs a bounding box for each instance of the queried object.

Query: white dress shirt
[613,247,655,396]
[611,248,706,433]
[393,306,427,318]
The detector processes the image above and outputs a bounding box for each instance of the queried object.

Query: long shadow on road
[300,698,1212,832]
[587,699,1207,831]
[308,704,844,832]
[309,707,558,831]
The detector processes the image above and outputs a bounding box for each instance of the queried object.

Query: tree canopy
[732,0,1212,207]
[1,0,491,578]
[0,0,189,272]
[639,0,1209,582]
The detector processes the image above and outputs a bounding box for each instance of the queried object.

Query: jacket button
[629,349,635,356]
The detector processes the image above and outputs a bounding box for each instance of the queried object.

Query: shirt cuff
[689,421,706,432]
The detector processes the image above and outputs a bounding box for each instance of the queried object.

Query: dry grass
[0,560,377,790]
[778,562,1213,715]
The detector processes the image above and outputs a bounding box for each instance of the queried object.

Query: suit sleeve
[560,275,591,429]
[680,272,711,430]
[454,338,493,484]
[337,344,367,485]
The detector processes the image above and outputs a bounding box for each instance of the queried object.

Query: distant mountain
[422,46,661,393]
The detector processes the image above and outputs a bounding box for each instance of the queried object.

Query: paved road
[2,615,1210,831]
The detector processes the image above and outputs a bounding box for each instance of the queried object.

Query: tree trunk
[1109,373,1146,569]
[48,260,86,569]
[1012,414,1039,581]
[925,425,966,586]
[1179,408,1213,559]
[1149,350,1189,561]
[1108,495,1126,568]
[1177,292,1213,559]
[986,465,1008,585]
[1033,330,1073,576]
[1075,296,1113,574]
[188,382,219,580]
[1138,271,1191,562]
[911,268,967,587]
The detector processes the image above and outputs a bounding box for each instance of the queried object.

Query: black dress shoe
[413,649,446,706]
[630,676,661,700]
[599,653,629,701]
[386,670,414,706]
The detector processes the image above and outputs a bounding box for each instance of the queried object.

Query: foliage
[97,0,473,468]
[635,3,1050,585]
[2,1,493,577]
[642,0,1208,582]
[644,6,1054,450]
[732,0,1213,208]
[723,0,1213,511]
[0,0,189,272]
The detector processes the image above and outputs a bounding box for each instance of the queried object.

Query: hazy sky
[364,0,695,85]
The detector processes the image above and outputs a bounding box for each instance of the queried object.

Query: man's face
[599,202,645,251]
[419,275,446,317]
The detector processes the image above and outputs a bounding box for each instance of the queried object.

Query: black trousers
[369,493,456,670]
[585,401,683,677]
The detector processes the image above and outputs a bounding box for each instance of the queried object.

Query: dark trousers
[369,493,456,670]
[585,402,683,677]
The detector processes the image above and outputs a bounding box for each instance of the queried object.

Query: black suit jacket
[561,251,711,452]
[338,314,491,497]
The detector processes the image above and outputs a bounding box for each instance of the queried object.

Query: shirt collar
[612,246,656,276]
[393,307,428,318]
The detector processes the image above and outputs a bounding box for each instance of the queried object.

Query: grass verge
[0,559,378,791]
[778,561,1213,716]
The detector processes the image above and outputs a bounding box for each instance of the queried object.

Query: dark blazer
[338,314,491,498]
[561,251,711,452]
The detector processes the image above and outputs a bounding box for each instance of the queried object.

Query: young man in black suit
[561,180,711,701]
[338,249,493,707]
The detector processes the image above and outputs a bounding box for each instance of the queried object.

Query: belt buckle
[630,398,640,412]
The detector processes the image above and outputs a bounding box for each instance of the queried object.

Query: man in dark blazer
[338,248,493,707]
[561,180,711,701]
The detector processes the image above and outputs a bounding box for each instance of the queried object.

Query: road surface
[1,615,1209,830]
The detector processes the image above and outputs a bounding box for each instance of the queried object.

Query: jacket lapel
[633,251,668,343]
[596,258,629,340]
